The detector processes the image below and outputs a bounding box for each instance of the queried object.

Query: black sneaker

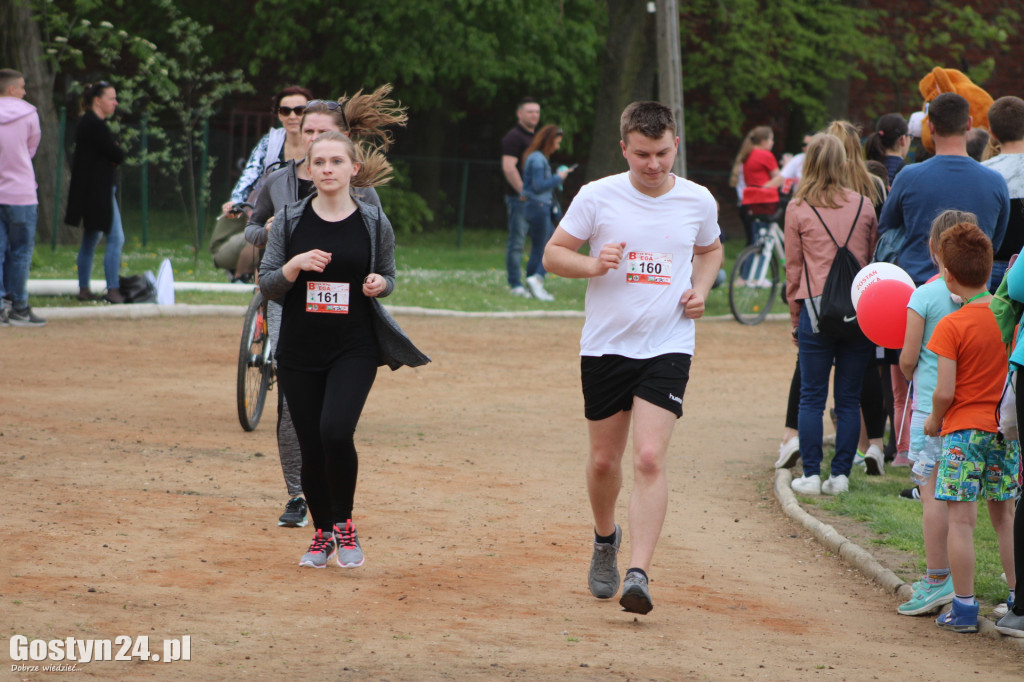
[278,497,308,527]
[899,487,922,501]
[8,306,46,327]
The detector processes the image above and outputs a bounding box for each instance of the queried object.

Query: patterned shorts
[935,429,1020,502]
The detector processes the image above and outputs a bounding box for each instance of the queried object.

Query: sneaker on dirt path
[619,570,653,615]
[897,577,954,616]
[299,529,336,568]
[8,306,46,327]
[588,524,621,599]
[334,519,365,568]
[995,609,1024,638]
[278,496,308,527]
[774,436,799,469]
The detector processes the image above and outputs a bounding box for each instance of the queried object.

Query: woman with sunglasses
[260,130,428,569]
[219,85,312,216]
[244,86,407,531]
[64,80,126,303]
[519,124,573,301]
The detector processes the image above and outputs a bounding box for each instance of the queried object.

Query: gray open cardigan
[258,194,430,370]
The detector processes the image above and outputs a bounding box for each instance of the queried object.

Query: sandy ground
[2,314,1022,680]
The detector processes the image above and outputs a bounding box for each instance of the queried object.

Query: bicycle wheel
[237,290,273,431]
[729,244,779,325]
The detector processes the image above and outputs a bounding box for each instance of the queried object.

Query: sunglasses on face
[277,105,306,116]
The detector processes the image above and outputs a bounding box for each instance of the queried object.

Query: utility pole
[654,0,685,177]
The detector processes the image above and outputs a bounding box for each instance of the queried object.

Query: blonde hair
[930,209,978,251]
[827,120,882,204]
[307,131,393,188]
[339,83,408,151]
[793,133,847,209]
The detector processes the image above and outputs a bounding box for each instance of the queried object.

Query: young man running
[543,101,723,614]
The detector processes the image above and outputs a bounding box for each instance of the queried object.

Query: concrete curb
[774,467,1024,647]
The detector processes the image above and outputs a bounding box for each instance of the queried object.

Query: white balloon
[852,262,916,310]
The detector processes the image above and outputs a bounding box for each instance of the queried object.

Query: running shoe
[619,570,653,615]
[588,524,621,599]
[995,609,1024,638]
[278,496,308,527]
[334,519,365,568]
[299,529,336,568]
[897,577,954,616]
[790,474,821,495]
[525,274,554,302]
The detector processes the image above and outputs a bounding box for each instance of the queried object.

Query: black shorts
[581,353,692,421]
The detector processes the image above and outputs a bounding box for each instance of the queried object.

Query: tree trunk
[4,0,72,245]
[584,0,657,183]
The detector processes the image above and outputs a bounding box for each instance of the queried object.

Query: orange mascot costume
[918,67,993,152]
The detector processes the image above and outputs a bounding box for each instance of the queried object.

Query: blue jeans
[0,203,38,308]
[523,200,552,279]
[991,260,1009,293]
[505,195,529,288]
[77,188,124,290]
[797,305,874,478]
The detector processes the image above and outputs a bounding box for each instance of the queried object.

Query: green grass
[794,461,1013,606]
[29,229,753,314]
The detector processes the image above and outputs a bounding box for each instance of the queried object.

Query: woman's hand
[283,249,331,281]
[363,273,386,297]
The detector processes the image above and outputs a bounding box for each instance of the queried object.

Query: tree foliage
[29,0,252,248]
[679,0,872,143]
[246,0,605,146]
[866,2,1019,115]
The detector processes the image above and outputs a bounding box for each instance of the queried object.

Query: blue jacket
[521,151,561,204]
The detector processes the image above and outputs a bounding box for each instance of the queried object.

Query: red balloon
[857,279,915,349]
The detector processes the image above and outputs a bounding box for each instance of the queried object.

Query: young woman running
[259,131,428,569]
[245,87,406,530]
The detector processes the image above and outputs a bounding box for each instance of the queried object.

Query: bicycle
[728,212,787,325]
[228,202,274,432]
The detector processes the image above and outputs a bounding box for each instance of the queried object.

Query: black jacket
[64,110,124,233]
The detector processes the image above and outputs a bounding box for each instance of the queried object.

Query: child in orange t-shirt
[924,222,1019,634]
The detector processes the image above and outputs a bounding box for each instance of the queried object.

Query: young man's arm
[501,155,523,195]
[679,240,724,319]
[923,355,955,436]
[900,310,925,382]
[543,226,624,279]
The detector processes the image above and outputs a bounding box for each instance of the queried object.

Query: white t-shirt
[560,172,721,358]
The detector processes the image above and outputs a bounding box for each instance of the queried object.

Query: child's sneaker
[897,577,954,616]
[935,599,979,633]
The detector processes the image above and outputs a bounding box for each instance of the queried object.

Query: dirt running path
[1,315,1021,680]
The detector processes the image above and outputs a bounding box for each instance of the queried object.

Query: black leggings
[277,352,378,532]
[1013,370,1024,614]
[784,357,886,439]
